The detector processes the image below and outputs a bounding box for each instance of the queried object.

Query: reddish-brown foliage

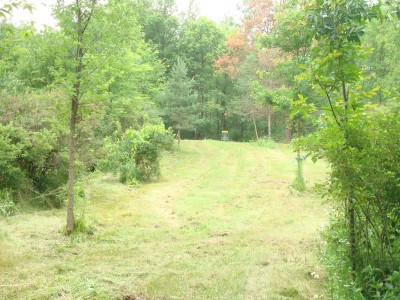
[242,0,286,36]
[215,33,252,77]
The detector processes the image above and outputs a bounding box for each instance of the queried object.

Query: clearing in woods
[0,140,328,299]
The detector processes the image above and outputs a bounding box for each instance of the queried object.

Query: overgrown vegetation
[314,103,400,299]
[289,0,400,298]
[0,92,69,209]
[0,190,17,217]
[101,123,174,184]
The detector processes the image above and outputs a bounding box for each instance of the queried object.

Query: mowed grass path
[0,140,328,300]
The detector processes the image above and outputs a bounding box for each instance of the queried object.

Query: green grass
[0,140,328,299]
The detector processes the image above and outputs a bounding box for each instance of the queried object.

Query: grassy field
[0,140,328,300]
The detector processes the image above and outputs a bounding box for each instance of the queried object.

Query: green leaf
[385,282,394,290]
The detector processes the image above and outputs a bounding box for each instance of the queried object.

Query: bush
[0,124,28,190]
[0,92,70,209]
[0,190,18,217]
[362,267,400,299]
[253,137,277,148]
[320,210,364,299]
[321,213,400,299]
[314,103,400,298]
[100,123,174,183]
[0,123,69,208]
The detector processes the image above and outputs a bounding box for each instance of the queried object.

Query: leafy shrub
[101,123,174,183]
[320,210,363,299]
[0,92,70,209]
[0,190,18,217]
[362,267,400,299]
[0,123,69,208]
[315,103,400,298]
[0,124,28,190]
[322,215,400,300]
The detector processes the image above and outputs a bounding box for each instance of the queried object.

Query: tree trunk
[67,1,85,234]
[216,112,220,138]
[177,128,181,146]
[240,120,244,141]
[342,81,357,276]
[252,114,259,140]
[67,92,79,233]
[348,190,357,275]
[267,110,272,139]
[284,112,292,142]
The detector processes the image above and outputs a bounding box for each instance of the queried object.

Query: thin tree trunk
[284,112,292,142]
[342,80,357,276]
[240,120,244,141]
[267,110,272,139]
[221,110,226,132]
[252,114,259,140]
[177,128,181,145]
[67,1,85,234]
[216,112,220,138]
[348,190,357,275]
[67,96,77,233]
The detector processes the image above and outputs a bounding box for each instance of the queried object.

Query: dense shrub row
[314,103,400,299]
[0,92,69,210]
[0,92,174,215]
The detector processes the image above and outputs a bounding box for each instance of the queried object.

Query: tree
[215,32,258,139]
[266,0,317,188]
[216,33,279,140]
[299,3,400,296]
[55,0,142,234]
[363,18,400,103]
[0,0,165,214]
[215,32,252,78]
[258,0,400,295]
[159,58,196,144]
[242,0,285,36]
[0,0,33,19]
[217,2,300,142]
[178,17,225,138]
[137,0,180,71]
[306,0,384,274]
[233,54,268,140]
[64,0,94,234]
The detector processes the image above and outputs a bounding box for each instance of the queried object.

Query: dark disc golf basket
[221,130,229,141]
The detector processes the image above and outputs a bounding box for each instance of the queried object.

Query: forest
[1,0,400,299]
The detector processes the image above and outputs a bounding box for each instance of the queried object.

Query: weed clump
[254,137,277,149]
[0,190,17,217]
